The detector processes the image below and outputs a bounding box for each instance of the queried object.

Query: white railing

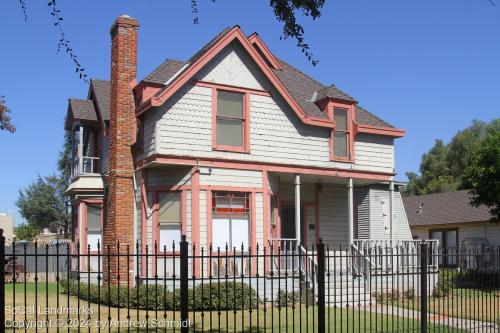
[352,239,440,274]
[72,156,100,178]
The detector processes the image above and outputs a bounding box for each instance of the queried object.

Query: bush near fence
[61,279,259,311]
[432,268,500,298]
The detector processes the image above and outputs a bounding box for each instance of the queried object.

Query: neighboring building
[0,212,15,245]
[403,190,498,266]
[64,15,414,280]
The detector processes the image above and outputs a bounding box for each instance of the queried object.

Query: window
[214,91,247,151]
[430,229,458,266]
[86,204,102,251]
[332,107,350,159]
[158,192,182,250]
[212,192,250,250]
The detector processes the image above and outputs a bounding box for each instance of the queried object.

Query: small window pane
[159,224,181,249]
[216,118,243,146]
[87,232,101,251]
[87,205,101,232]
[159,192,181,224]
[231,218,249,249]
[334,108,348,131]
[212,218,231,249]
[217,91,243,118]
[334,132,348,157]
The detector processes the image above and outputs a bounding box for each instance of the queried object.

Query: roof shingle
[143,59,188,85]
[91,79,110,121]
[68,99,97,121]
[402,190,492,227]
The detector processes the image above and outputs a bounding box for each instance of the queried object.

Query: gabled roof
[143,59,188,85]
[90,79,110,121]
[403,190,492,227]
[65,98,98,130]
[137,26,403,135]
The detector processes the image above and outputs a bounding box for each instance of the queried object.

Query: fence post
[180,235,189,333]
[0,229,5,331]
[420,241,428,333]
[317,238,326,333]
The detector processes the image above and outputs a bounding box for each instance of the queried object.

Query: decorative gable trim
[135,26,335,129]
[248,33,282,70]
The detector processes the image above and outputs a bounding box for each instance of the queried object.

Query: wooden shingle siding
[319,186,348,247]
[147,167,192,187]
[194,42,266,90]
[199,167,262,188]
[152,43,395,174]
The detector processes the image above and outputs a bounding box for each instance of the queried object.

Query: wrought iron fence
[1,229,499,332]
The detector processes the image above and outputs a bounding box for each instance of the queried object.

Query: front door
[280,204,305,244]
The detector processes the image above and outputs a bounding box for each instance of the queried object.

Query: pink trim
[135,27,335,129]
[195,81,270,96]
[141,170,148,277]
[137,155,395,181]
[250,192,257,275]
[328,102,355,163]
[191,166,200,277]
[356,124,406,137]
[248,33,283,70]
[211,87,251,154]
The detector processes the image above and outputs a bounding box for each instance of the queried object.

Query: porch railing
[72,156,100,178]
[353,239,440,275]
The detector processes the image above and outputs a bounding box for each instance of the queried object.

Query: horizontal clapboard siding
[199,167,262,188]
[393,191,413,240]
[319,186,348,246]
[412,223,500,246]
[356,188,371,239]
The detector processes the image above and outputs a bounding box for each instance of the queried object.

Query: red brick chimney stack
[104,15,139,283]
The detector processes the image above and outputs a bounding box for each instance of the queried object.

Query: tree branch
[0,96,16,133]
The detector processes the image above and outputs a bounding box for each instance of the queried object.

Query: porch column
[347,178,354,246]
[389,181,395,240]
[295,174,301,246]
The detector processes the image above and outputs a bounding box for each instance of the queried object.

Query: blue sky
[0,0,499,225]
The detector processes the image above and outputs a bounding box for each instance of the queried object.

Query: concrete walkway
[371,304,499,332]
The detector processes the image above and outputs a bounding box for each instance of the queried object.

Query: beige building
[0,212,15,245]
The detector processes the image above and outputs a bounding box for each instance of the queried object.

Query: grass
[5,283,467,332]
[384,288,500,325]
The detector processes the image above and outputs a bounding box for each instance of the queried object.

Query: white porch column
[389,181,395,240]
[347,177,354,246]
[295,174,301,245]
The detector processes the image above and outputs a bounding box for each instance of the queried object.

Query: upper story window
[331,106,353,161]
[213,90,250,153]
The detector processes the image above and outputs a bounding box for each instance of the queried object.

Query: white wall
[319,186,349,247]
[412,222,500,247]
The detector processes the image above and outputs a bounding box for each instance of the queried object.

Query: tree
[0,96,15,133]
[16,175,66,232]
[462,129,500,222]
[14,223,40,241]
[403,119,499,196]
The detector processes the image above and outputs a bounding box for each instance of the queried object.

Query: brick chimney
[104,15,139,284]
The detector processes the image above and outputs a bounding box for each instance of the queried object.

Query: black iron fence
[1,230,500,332]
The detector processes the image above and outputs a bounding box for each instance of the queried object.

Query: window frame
[328,102,355,162]
[151,190,185,254]
[210,191,251,252]
[212,87,251,153]
[429,228,459,267]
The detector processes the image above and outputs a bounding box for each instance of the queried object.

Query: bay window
[86,204,102,251]
[157,191,182,250]
[212,192,250,251]
[214,90,249,152]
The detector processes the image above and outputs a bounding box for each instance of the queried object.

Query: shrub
[61,279,258,311]
[432,269,453,298]
[276,290,300,307]
[403,288,415,300]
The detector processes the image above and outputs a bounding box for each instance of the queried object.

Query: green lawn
[383,288,500,324]
[5,283,467,332]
